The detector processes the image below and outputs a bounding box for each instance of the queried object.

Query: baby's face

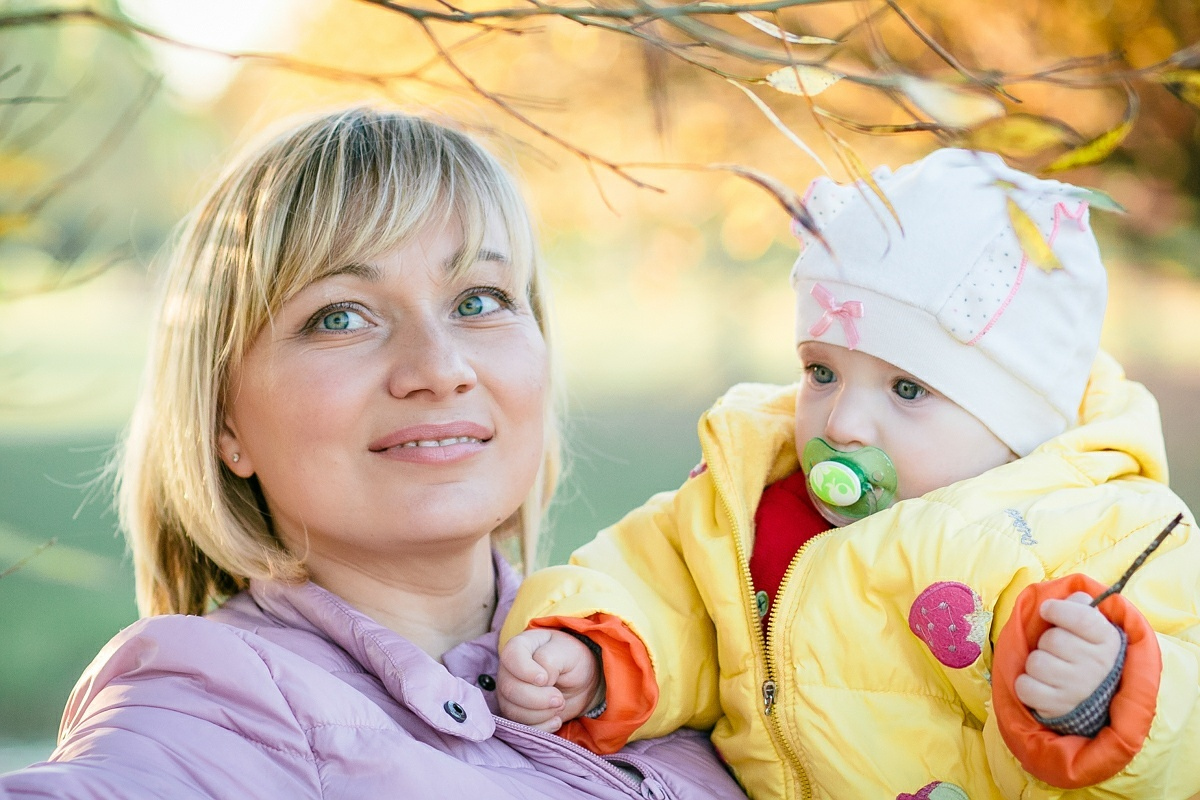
[794,341,1015,501]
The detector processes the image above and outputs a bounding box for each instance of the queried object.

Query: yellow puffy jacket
[505,353,1200,800]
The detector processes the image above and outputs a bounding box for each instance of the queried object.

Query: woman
[0,107,745,799]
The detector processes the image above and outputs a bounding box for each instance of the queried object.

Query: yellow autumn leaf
[897,76,1005,129]
[0,213,30,237]
[713,163,832,255]
[829,132,902,233]
[1042,89,1138,174]
[1006,197,1061,273]
[764,65,843,97]
[737,13,838,45]
[1060,185,1126,214]
[0,152,47,190]
[729,80,829,172]
[814,107,942,135]
[1154,69,1200,110]
[956,114,1083,158]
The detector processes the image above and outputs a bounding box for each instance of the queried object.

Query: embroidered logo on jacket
[1006,509,1037,546]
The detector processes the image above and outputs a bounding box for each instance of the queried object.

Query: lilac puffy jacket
[0,554,744,800]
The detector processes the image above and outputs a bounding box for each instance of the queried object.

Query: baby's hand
[497,629,604,732]
[1013,591,1122,719]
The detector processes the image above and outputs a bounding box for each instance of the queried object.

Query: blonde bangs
[258,112,537,330]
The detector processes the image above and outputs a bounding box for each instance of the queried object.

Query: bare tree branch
[23,73,160,217]
[1,0,1196,216]
[883,0,1015,99]
[416,17,666,190]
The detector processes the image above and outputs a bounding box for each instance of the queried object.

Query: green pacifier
[801,438,898,527]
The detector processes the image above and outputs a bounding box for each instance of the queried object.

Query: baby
[497,149,1200,799]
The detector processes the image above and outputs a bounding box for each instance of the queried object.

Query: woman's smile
[370,421,493,463]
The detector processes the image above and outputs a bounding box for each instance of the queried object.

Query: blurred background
[1,0,1199,768]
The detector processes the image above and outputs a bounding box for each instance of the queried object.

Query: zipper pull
[762,679,777,716]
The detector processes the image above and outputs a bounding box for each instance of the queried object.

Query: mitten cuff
[992,573,1160,788]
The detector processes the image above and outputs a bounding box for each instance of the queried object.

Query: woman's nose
[386,316,478,399]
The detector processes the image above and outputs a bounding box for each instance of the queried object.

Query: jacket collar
[699,382,798,542]
[243,550,522,740]
[697,352,1168,532]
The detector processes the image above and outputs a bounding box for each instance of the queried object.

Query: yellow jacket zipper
[702,435,813,800]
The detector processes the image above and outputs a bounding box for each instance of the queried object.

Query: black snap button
[443,700,468,723]
[477,674,496,691]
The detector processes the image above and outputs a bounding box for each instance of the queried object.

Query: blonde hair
[120,107,562,617]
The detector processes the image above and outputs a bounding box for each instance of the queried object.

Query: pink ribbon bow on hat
[808,283,863,350]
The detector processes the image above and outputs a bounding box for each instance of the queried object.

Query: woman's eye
[806,364,835,384]
[894,379,926,401]
[315,307,368,332]
[456,292,503,317]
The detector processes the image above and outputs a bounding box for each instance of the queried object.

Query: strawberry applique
[908,581,991,669]
[897,780,969,800]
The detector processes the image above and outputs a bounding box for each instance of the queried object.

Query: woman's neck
[303,537,498,661]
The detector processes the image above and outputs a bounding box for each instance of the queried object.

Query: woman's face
[220,214,548,569]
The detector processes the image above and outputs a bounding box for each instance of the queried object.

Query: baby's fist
[498,629,603,731]
[1014,592,1121,719]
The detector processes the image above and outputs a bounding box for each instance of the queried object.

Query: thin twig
[818,3,890,66]
[23,72,160,216]
[7,73,90,153]
[416,18,664,191]
[409,27,503,77]
[1091,513,1184,607]
[357,0,864,25]
[0,95,64,105]
[0,61,42,140]
[0,538,57,581]
[883,0,1014,100]
[0,8,472,92]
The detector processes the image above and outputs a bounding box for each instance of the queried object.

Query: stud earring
[231,453,240,463]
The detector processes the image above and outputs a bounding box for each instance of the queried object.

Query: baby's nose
[822,396,875,449]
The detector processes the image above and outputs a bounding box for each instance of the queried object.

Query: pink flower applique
[897,780,969,800]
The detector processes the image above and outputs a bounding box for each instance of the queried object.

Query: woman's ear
[218,419,255,478]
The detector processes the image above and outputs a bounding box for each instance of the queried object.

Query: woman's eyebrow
[325,261,382,281]
[444,247,510,268]
[477,248,510,264]
[324,250,510,280]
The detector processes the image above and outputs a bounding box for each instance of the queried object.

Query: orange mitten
[992,573,1160,788]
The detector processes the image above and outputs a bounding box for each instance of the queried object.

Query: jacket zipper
[493,716,660,797]
[765,531,834,713]
[701,436,812,800]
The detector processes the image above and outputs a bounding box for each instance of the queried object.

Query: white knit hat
[791,148,1108,456]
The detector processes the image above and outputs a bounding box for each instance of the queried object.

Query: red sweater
[748,470,830,631]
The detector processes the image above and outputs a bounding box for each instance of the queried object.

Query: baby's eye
[318,308,368,331]
[806,364,835,384]
[456,291,504,317]
[893,378,926,401]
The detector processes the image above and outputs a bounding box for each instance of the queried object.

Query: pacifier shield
[800,438,899,526]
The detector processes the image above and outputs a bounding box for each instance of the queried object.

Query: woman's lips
[369,422,492,463]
